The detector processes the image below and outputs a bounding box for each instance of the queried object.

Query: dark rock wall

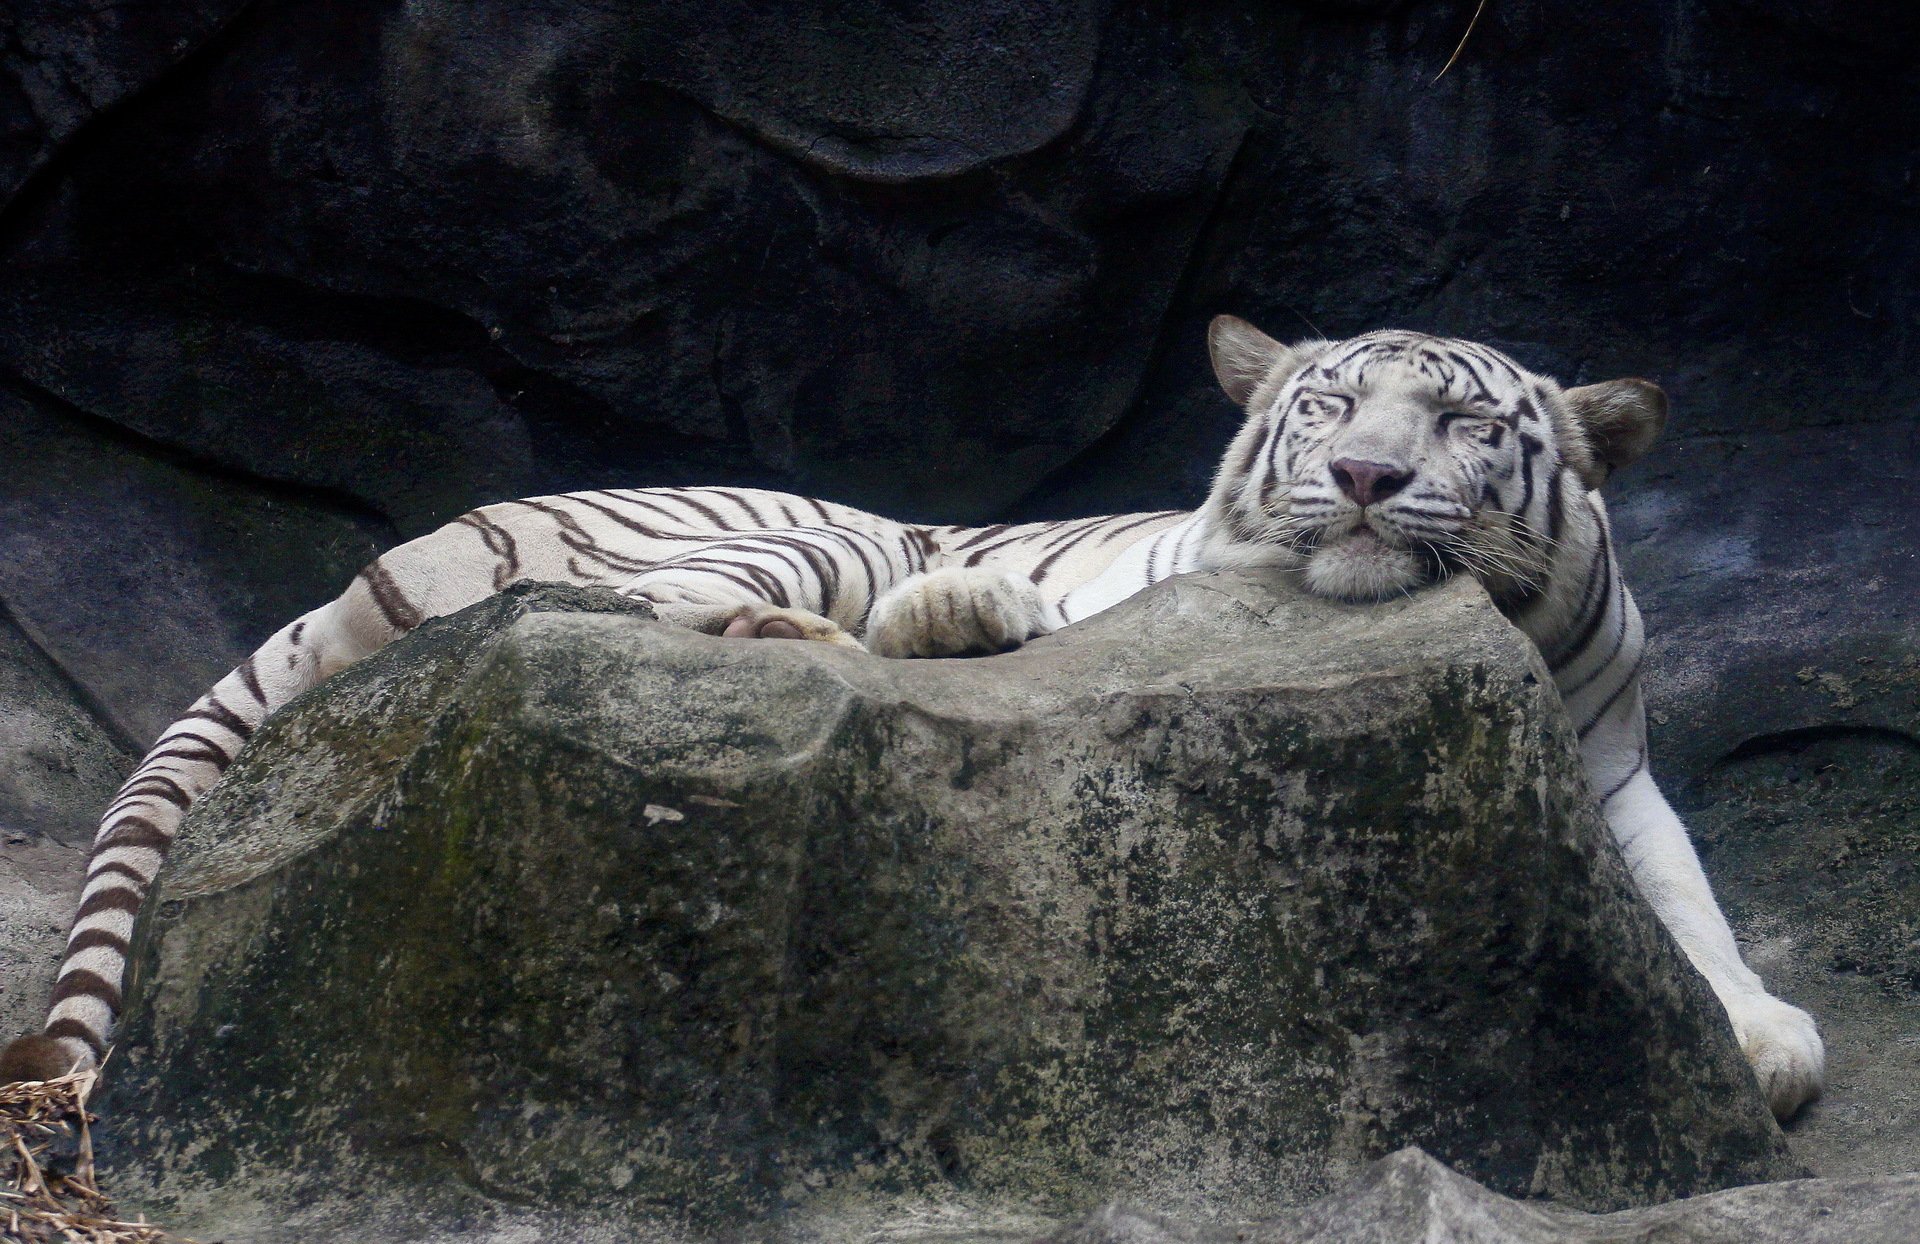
[3,1,1914,712]
[2,1,1917,1101]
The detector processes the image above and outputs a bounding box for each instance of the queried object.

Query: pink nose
[1330,458,1413,507]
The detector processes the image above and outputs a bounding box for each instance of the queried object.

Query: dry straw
[1,1064,185,1244]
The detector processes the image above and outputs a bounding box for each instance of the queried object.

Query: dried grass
[0,1066,185,1244]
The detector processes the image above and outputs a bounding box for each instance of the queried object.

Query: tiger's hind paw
[0,1034,86,1084]
[721,604,865,649]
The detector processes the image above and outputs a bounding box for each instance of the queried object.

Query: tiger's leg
[1602,769,1825,1119]
[622,525,924,650]
[865,566,1053,658]
[1580,660,1824,1120]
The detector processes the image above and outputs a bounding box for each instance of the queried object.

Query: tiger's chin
[1303,529,1429,602]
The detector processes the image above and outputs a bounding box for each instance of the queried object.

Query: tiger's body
[1,318,1824,1121]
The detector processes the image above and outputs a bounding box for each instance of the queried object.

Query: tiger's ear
[1561,378,1668,488]
[1208,315,1313,408]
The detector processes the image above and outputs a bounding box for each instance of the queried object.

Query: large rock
[97,576,1798,1241]
[1046,1148,1920,1244]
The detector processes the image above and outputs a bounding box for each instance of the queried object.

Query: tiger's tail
[0,566,425,1083]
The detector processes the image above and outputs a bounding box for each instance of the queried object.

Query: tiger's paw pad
[0,1034,85,1084]
[867,567,1048,659]
[721,605,863,649]
[1725,992,1825,1121]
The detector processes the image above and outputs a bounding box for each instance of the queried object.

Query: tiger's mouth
[1300,519,1433,602]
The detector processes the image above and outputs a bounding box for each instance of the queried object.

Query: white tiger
[0,317,1823,1121]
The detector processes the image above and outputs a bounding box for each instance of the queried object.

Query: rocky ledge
[97,576,1802,1241]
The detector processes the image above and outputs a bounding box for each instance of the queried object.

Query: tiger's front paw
[866,568,1050,658]
[721,604,864,649]
[1724,991,1825,1121]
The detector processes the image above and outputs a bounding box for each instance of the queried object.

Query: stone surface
[1042,1148,1920,1244]
[0,0,247,207]
[97,577,1798,1241]
[0,604,132,849]
[0,385,391,747]
[0,604,130,1044]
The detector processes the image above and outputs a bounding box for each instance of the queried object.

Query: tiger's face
[1202,317,1666,604]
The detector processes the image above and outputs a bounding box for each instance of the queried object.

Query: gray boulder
[1048,1148,1920,1244]
[97,575,1799,1241]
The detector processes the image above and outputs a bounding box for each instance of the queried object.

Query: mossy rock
[97,575,1798,1241]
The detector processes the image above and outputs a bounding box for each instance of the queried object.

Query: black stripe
[157,730,234,766]
[952,523,1015,553]
[1598,746,1648,803]
[1548,518,1613,672]
[65,927,131,957]
[459,511,525,587]
[1035,515,1115,553]
[183,699,255,740]
[1034,512,1181,582]
[1544,469,1566,546]
[552,526,650,573]
[144,741,232,767]
[1232,426,1266,483]
[812,526,885,596]
[111,775,192,809]
[75,886,145,923]
[1026,525,1110,582]
[706,488,770,528]
[604,490,704,529]
[358,561,426,631]
[50,969,122,1013]
[734,552,803,608]
[658,490,737,529]
[1561,584,1631,701]
[563,494,673,540]
[1515,434,1542,523]
[753,533,844,614]
[1261,416,1288,505]
[95,816,171,854]
[85,862,150,888]
[44,1018,106,1056]
[238,653,266,705]
[1577,649,1646,739]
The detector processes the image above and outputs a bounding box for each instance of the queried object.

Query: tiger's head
[1198,316,1668,606]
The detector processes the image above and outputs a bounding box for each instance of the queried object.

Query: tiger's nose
[1330,458,1413,507]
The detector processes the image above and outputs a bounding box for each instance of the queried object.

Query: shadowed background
[1,0,1916,1175]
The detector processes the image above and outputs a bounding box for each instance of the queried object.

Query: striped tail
[0,590,395,1083]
